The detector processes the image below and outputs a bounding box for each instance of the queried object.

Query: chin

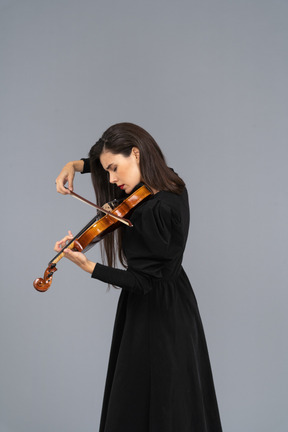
[125,183,139,194]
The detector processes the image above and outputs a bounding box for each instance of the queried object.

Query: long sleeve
[91,195,183,294]
[80,158,91,173]
[91,263,153,294]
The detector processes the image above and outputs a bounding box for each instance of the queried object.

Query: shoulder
[151,187,189,213]
[132,187,189,225]
[155,188,188,207]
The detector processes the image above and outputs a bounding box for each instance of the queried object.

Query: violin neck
[49,214,99,265]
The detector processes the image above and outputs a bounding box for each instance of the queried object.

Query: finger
[54,240,64,252]
[61,233,74,244]
[67,174,74,192]
[55,171,71,194]
[63,248,73,257]
[63,248,73,261]
[54,232,74,251]
[63,248,79,262]
[54,239,68,251]
[56,179,70,195]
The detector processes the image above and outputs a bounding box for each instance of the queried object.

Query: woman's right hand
[55,160,84,194]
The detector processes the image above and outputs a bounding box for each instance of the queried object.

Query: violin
[33,184,152,292]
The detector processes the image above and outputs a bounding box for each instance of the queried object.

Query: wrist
[83,260,96,274]
[68,160,84,173]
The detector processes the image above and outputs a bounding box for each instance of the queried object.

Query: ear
[132,147,140,162]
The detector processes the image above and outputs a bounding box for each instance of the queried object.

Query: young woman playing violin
[55,123,222,432]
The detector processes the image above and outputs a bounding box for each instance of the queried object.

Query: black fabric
[81,157,91,174]
[92,188,222,432]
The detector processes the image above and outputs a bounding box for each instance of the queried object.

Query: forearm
[91,263,152,294]
[66,159,85,173]
[80,259,96,274]
[61,247,96,274]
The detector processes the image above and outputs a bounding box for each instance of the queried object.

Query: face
[100,148,141,194]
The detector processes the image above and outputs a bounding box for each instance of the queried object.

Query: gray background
[1,0,287,431]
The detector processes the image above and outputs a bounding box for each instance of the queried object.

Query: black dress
[91,186,222,432]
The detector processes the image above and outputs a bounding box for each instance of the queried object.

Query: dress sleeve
[91,264,152,294]
[91,199,179,294]
[80,158,91,173]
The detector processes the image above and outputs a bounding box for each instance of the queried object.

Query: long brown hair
[89,122,185,268]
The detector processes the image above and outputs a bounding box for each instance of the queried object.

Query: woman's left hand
[54,230,96,274]
[62,248,95,274]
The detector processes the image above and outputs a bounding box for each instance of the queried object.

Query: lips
[118,184,125,190]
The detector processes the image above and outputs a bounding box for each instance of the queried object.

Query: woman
[55,123,222,432]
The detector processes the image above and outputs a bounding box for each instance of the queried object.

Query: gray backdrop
[1,0,287,431]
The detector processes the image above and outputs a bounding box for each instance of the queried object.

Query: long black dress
[90,185,223,432]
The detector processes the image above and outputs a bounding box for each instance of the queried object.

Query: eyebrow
[105,163,113,171]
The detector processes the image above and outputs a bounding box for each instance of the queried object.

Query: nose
[109,171,118,183]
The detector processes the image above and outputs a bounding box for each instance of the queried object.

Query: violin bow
[65,187,133,227]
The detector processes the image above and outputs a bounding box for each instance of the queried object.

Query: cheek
[132,164,141,181]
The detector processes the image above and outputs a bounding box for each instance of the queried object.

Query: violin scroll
[33,263,57,292]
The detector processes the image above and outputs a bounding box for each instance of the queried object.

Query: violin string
[69,191,131,226]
